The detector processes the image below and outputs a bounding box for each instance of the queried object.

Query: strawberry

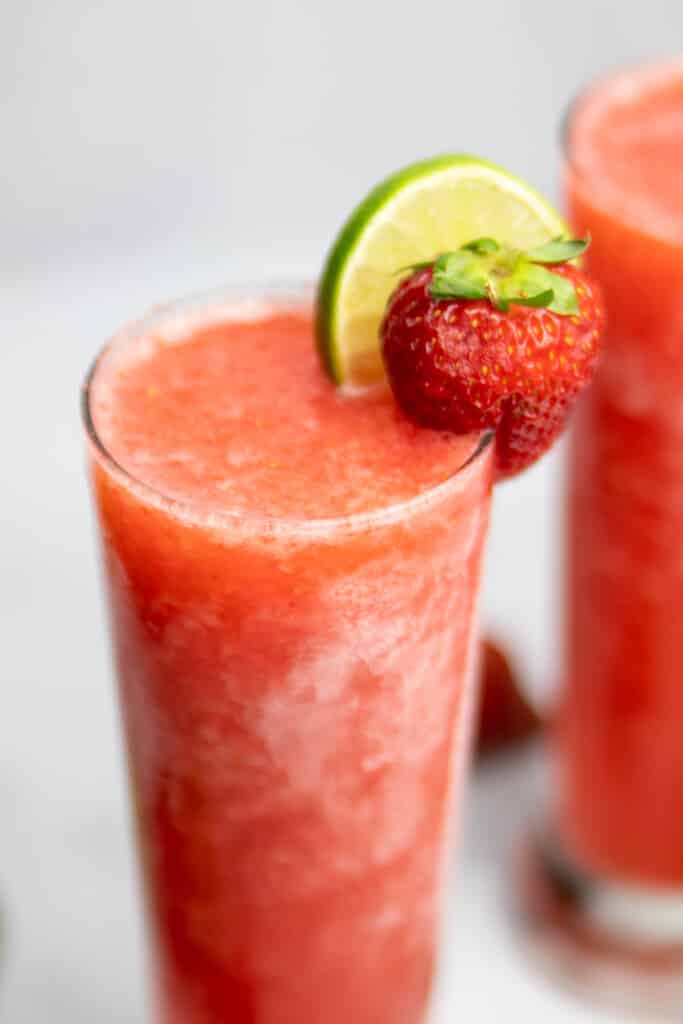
[380,237,605,476]
[476,638,542,757]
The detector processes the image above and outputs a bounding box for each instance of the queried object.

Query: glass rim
[560,58,683,246]
[82,281,493,540]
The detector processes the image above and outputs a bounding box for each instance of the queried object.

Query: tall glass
[83,284,494,1024]
[519,64,683,1013]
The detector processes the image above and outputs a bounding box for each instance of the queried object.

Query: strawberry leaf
[430,250,488,301]
[419,237,583,315]
[431,276,487,301]
[498,289,555,310]
[545,274,579,315]
[526,236,590,264]
[462,237,500,255]
[495,263,579,315]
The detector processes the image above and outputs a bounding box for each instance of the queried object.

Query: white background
[2,2,680,1020]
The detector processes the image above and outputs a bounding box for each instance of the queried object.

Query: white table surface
[1,258,630,1023]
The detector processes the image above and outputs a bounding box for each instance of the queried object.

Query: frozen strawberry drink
[521,63,683,1015]
[84,287,492,1023]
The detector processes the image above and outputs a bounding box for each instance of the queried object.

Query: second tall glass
[521,62,683,1014]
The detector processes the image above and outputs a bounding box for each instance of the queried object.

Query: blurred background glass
[520,61,683,1019]
[2,2,681,1020]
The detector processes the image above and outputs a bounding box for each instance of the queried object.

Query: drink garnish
[316,155,569,388]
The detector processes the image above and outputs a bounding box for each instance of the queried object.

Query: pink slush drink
[561,64,683,885]
[84,287,493,1024]
[517,65,683,1017]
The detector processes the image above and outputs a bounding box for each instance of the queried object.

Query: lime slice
[316,154,568,386]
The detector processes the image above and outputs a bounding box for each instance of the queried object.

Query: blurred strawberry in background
[476,638,542,758]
